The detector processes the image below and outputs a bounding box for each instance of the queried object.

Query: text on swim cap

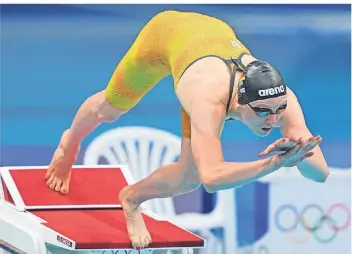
[258,85,285,97]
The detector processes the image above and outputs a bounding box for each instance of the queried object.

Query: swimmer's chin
[253,129,272,137]
[243,124,272,137]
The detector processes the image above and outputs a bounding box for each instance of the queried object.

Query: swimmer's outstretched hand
[258,137,303,158]
[45,130,79,194]
[269,136,322,167]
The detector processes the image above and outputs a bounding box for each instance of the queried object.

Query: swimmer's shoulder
[178,56,233,96]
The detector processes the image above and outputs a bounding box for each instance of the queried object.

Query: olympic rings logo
[274,203,351,244]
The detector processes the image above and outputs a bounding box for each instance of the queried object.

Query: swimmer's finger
[258,148,271,157]
[302,137,322,153]
[306,135,321,145]
[277,138,302,154]
[258,138,290,157]
[303,136,317,146]
[277,137,304,151]
[275,138,292,149]
[304,151,314,158]
[313,136,322,146]
[284,143,301,156]
[258,148,272,157]
[301,151,315,161]
[286,140,297,149]
[258,139,285,156]
[314,135,323,144]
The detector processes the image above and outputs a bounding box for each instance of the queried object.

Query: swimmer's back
[105,11,249,116]
[141,10,250,83]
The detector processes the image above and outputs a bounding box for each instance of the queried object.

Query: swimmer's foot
[45,129,79,194]
[119,186,152,250]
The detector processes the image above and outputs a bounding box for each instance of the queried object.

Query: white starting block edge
[0,200,73,254]
[0,165,206,253]
[0,164,168,219]
[0,165,132,212]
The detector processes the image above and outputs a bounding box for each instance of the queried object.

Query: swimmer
[45,11,330,249]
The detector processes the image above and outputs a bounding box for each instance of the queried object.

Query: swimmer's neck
[225,71,243,121]
[226,54,258,120]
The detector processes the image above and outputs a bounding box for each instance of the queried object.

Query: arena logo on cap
[258,85,285,97]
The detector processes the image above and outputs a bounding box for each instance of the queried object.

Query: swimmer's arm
[190,100,282,193]
[280,88,330,182]
[62,90,121,151]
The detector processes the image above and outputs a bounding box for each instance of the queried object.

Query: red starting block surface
[0,165,205,252]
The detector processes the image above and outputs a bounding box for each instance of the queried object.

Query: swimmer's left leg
[46,90,123,194]
[119,137,200,249]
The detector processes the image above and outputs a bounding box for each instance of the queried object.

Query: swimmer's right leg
[45,89,124,194]
[119,137,201,250]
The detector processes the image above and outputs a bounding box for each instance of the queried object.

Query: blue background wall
[0,4,351,212]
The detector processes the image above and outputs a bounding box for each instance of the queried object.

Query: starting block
[0,165,205,254]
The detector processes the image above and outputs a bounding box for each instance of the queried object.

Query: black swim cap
[237,61,287,105]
